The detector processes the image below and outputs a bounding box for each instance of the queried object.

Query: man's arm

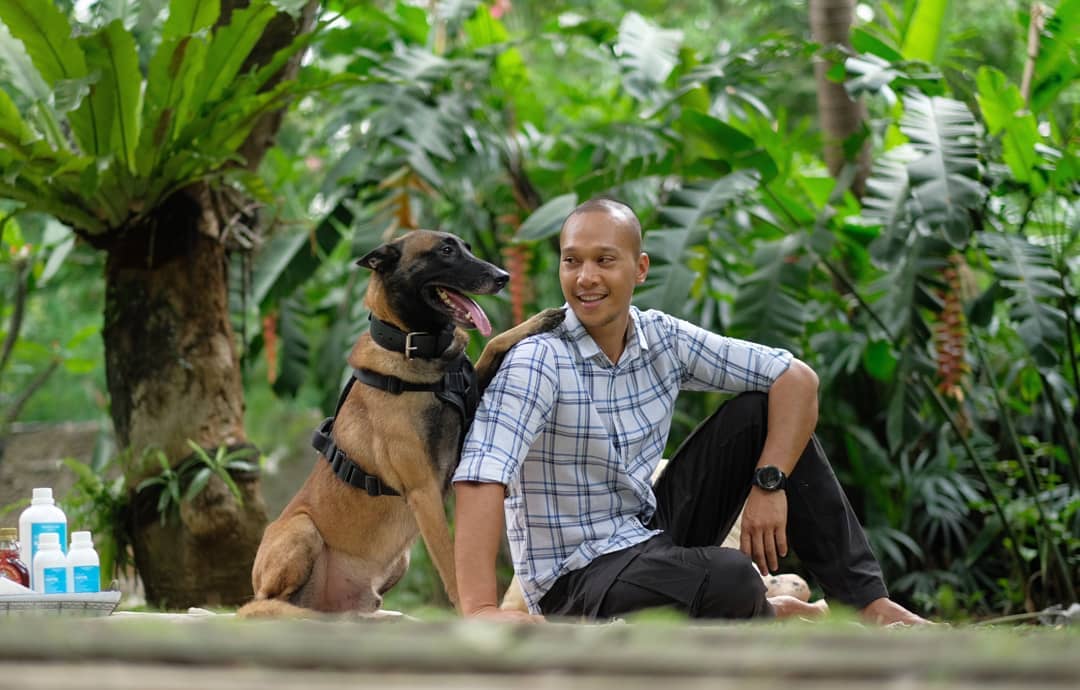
[740,358,819,575]
[454,480,542,622]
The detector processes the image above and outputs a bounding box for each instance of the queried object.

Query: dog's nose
[494,271,510,290]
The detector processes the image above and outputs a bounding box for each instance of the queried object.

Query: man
[453,199,927,624]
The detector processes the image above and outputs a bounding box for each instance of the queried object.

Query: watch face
[756,466,783,490]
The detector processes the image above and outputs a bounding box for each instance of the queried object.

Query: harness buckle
[384,376,404,394]
[404,332,423,359]
[363,475,383,496]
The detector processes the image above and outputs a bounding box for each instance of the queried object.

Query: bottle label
[42,566,67,594]
[31,523,67,568]
[72,565,100,593]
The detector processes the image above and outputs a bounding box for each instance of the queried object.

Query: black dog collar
[368,314,455,359]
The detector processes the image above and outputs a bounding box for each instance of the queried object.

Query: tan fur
[240,231,563,618]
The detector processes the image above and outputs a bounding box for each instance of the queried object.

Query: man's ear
[636,252,650,284]
[356,243,401,272]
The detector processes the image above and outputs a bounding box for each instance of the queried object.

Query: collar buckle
[404,331,423,359]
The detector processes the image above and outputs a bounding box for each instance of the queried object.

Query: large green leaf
[1032,0,1080,112]
[616,11,683,101]
[271,295,311,398]
[76,20,141,166]
[514,193,578,242]
[678,111,778,182]
[194,1,278,107]
[730,234,808,350]
[162,0,220,41]
[0,0,91,148]
[0,22,50,104]
[137,34,210,174]
[252,193,352,309]
[900,92,984,247]
[862,144,920,265]
[900,0,953,64]
[975,67,1043,194]
[0,86,36,149]
[980,232,1067,368]
[0,0,87,85]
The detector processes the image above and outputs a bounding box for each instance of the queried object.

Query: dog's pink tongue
[443,289,492,336]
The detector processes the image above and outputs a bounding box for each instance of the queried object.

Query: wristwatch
[752,465,787,491]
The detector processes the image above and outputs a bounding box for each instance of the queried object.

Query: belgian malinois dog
[239,230,563,617]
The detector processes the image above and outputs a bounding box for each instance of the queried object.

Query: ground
[0,613,1077,689]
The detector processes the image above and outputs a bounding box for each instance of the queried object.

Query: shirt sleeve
[665,313,793,393]
[453,337,558,487]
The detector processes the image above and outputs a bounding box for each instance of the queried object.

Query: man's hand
[466,604,545,624]
[739,487,789,575]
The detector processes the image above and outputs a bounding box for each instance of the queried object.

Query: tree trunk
[810,0,871,196]
[103,187,268,609]
[96,0,318,609]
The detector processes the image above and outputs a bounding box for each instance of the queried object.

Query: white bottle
[32,532,68,594]
[18,487,68,591]
[66,531,101,593]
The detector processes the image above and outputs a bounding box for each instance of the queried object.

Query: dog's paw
[527,307,566,335]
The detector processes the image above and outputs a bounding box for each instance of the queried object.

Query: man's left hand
[740,487,789,575]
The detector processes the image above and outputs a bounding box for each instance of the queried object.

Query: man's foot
[769,595,829,620]
[859,597,932,626]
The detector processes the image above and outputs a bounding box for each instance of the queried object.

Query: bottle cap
[71,531,93,547]
[39,532,61,548]
[0,527,16,540]
[31,488,54,502]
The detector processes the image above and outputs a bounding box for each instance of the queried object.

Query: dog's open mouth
[430,286,493,337]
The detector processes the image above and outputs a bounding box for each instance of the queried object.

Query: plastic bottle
[32,532,68,594]
[18,487,68,590]
[0,527,30,588]
[66,531,101,593]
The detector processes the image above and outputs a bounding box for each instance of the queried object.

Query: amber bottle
[0,527,30,587]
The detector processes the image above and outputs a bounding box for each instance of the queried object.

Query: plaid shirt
[453,306,793,613]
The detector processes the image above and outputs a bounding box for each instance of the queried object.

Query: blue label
[72,565,100,593]
[42,566,67,594]
[31,523,67,568]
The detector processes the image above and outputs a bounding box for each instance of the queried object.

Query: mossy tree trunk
[93,0,319,609]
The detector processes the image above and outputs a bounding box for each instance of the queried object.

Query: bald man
[453,199,927,625]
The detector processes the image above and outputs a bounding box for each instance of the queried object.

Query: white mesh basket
[0,591,121,616]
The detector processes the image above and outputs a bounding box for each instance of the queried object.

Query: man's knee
[723,391,768,426]
[692,548,769,619]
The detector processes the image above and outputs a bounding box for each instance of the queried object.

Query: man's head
[558,199,649,350]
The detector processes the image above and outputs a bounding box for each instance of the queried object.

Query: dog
[239,230,563,617]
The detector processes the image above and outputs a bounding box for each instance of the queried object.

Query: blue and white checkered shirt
[453,306,793,613]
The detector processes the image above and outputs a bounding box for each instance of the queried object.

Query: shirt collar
[559,305,650,364]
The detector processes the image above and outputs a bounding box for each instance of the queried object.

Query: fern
[980,231,1067,368]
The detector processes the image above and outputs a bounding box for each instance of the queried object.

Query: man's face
[559,210,649,336]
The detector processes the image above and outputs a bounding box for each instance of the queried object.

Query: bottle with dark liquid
[0,527,30,587]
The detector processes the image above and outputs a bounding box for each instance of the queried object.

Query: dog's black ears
[356,242,401,273]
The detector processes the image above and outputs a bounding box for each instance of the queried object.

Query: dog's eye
[441,245,454,256]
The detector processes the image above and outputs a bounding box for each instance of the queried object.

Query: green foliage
[6,0,1079,620]
[134,442,259,525]
[0,0,318,234]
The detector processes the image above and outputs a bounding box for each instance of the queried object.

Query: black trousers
[538,392,888,620]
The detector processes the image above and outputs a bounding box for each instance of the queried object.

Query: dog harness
[311,315,479,497]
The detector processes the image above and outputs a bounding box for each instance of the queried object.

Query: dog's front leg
[406,481,459,609]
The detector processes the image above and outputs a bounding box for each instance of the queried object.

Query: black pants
[538,392,888,620]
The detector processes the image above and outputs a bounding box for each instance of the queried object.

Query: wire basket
[0,591,122,616]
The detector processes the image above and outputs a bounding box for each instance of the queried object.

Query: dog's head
[357,230,509,336]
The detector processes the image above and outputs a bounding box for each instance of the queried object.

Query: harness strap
[312,359,479,498]
[311,417,401,497]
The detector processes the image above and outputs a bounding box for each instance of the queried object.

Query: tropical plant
[0,0,320,608]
